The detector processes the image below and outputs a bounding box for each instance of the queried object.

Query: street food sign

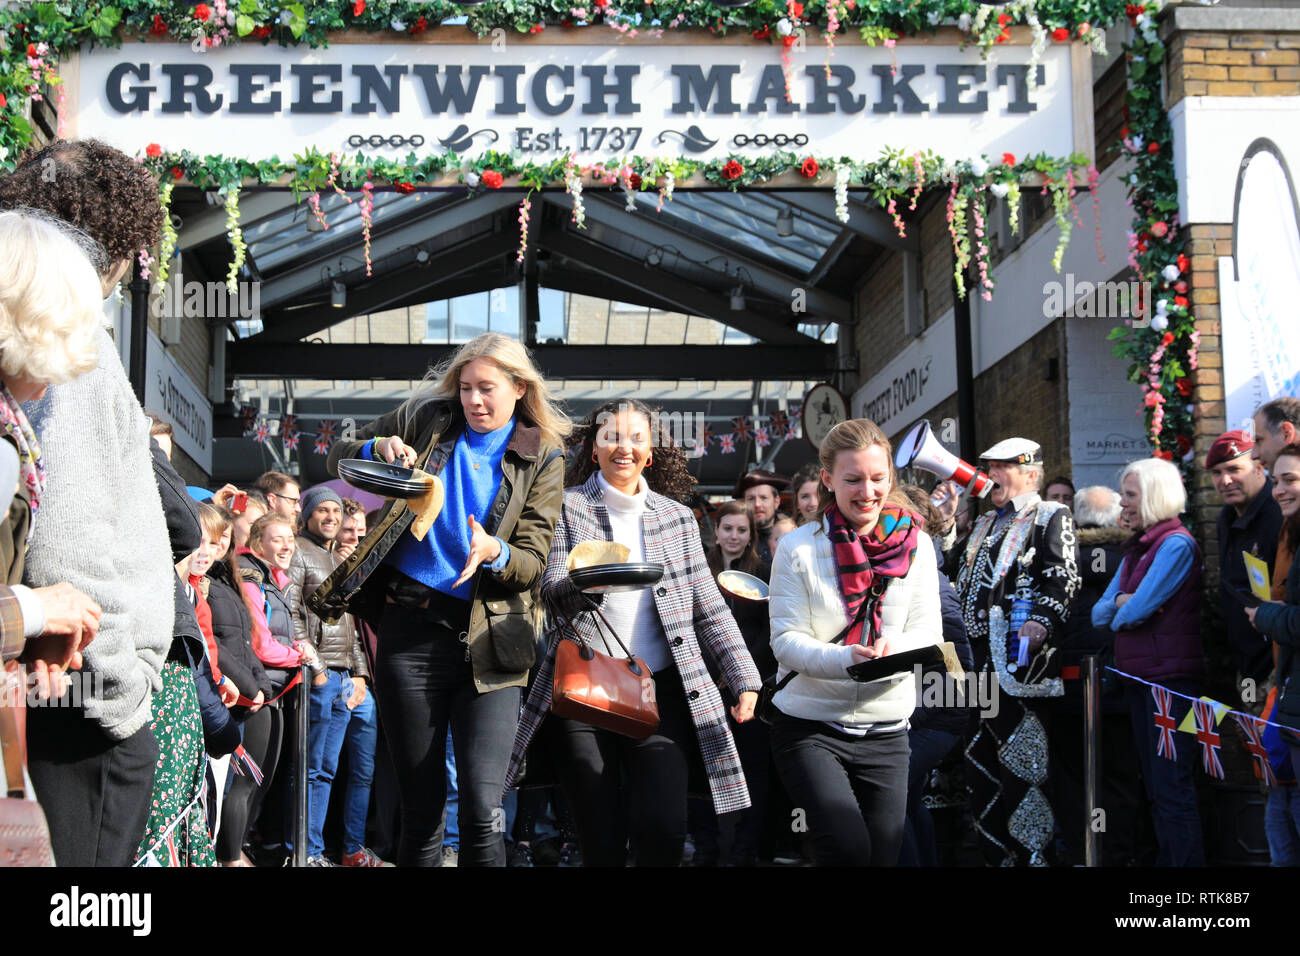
[71,38,1085,164]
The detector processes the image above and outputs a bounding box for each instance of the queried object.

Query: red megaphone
[894,421,994,498]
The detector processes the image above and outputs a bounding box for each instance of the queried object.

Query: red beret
[1205,430,1254,470]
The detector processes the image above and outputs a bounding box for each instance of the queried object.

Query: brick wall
[1166,31,1300,106]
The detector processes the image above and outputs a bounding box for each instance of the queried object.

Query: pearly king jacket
[767,516,943,727]
[506,473,763,815]
[954,492,1081,692]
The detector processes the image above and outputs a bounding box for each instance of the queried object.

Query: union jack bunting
[1233,712,1277,786]
[1193,699,1224,779]
[718,433,737,454]
[754,426,771,448]
[1152,686,1178,761]
[769,410,789,435]
[252,420,271,444]
[280,413,299,434]
[239,404,258,431]
[230,744,265,785]
[730,416,752,442]
[283,429,301,452]
[314,419,337,456]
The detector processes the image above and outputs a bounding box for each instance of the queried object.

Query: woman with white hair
[1092,457,1204,866]
[0,210,106,692]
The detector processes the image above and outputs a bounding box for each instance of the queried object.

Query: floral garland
[1104,0,1195,473]
[223,186,246,291]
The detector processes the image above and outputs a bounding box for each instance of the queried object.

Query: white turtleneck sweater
[596,472,671,673]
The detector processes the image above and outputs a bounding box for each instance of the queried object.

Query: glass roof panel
[630,190,838,275]
[245,190,423,273]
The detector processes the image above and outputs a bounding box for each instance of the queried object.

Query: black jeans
[217,700,284,862]
[898,726,959,867]
[770,712,910,866]
[26,701,159,867]
[375,601,520,867]
[554,667,699,867]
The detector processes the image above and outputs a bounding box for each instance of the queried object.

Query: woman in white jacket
[768,418,942,866]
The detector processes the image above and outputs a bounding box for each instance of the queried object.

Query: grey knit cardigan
[21,327,175,740]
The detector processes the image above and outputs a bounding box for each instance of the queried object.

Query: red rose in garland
[395,182,416,195]
[194,3,211,21]
[1154,449,1174,461]
[146,143,162,158]
[1176,434,1193,457]
[1176,378,1193,397]
[800,157,819,178]
[1149,221,1168,238]
[1177,254,1190,272]
[253,24,272,38]
[481,170,504,189]
[1052,27,1069,41]
[1174,280,1188,294]
[172,166,184,179]
[782,35,797,48]
[1161,332,1174,346]
[752,25,770,40]
[1147,141,1160,154]
[629,173,643,190]
[150,14,168,36]
[721,160,744,181]
[410,16,428,34]
[1002,153,1016,166]
[1174,295,1188,308]
[353,0,365,16]
[789,1,804,17]
[0,94,7,109]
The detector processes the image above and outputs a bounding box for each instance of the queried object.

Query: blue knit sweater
[367,418,514,599]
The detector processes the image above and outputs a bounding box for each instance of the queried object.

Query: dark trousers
[692,712,772,865]
[898,726,959,867]
[26,702,159,867]
[217,700,284,862]
[375,602,519,867]
[770,712,910,866]
[554,668,698,867]
[1125,678,1205,866]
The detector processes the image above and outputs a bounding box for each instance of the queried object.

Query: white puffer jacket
[768,517,942,726]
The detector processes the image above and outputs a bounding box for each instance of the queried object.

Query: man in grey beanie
[289,485,386,866]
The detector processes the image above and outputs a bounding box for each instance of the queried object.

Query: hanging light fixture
[729,284,746,311]
[645,247,663,268]
[776,207,794,237]
[331,280,346,309]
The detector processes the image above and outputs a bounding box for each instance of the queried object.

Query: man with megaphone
[952,437,1081,867]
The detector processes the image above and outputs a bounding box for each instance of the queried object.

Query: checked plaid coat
[506,473,763,814]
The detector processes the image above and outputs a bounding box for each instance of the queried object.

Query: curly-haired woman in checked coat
[507,399,762,866]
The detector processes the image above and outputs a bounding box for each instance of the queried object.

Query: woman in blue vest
[1092,456,1204,867]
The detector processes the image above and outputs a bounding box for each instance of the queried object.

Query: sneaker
[442,846,459,868]
[341,847,393,868]
[306,855,336,867]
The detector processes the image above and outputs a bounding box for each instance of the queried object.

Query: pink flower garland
[327,153,353,204]
[308,191,328,230]
[137,247,154,282]
[1188,330,1200,371]
[972,188,993,301]
[1088,164,1104,264]
[1144,339,1169,439]
[908,153,925,211]
[887,197,904,238]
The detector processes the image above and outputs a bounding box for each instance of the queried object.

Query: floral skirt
[134,659,218,867]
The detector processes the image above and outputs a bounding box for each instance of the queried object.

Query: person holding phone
[766,419,941,866]
[1092,456,1204,867]
[309,333,568,867]
[506,399,761,867]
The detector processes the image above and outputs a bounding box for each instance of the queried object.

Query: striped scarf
[826,503,920,646]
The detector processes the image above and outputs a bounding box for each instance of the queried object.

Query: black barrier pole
[1083,655,1101,867]
[128,259,149,404]
[952,270,977,464]
[295,673,309,867]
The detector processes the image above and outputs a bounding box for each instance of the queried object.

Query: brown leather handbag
[0,661,55,867]
[550,607,660,740]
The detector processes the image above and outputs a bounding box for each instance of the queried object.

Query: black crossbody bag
[757,579,887,725]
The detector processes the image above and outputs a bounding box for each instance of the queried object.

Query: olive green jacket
[306,399,565,693]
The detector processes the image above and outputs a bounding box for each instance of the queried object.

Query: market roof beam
[544,193,850,324]
[255,191,523,311]
[249,233,517,344]
[228,344,833,381]
[544,227,818,347]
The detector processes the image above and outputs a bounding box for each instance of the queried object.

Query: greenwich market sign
[74,40,1083,163]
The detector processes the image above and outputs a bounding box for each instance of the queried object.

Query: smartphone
[231,491,248,514]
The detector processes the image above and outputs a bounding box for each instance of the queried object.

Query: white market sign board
[145,330,214,474]
[69,36,1089,166]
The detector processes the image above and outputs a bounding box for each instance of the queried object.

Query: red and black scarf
[826,503,921,646]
